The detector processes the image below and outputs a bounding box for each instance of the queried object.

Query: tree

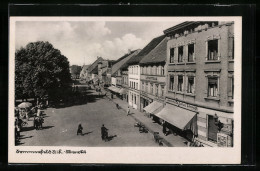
[70,65,82,79]
[15,41,71,101]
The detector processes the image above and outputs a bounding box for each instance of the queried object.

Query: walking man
[101,124,108,141]
[77,124,83,136]
[127,106,130,116]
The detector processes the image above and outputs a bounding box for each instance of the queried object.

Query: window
[231,77,234,99]
[187,77,195,94]
[134,95,136,104]
[178,46,183,63]
[208,77,218,97]
[161,86,164,97]
[162,66,165,76]
[169,75,174,91]
[170,48,174,63]
[155,85,158,96]
[136,83,138,89]
[150,83,153,94]
[157,66,160,75]
[188,44,195,62]
[208,115,218,142]
[208,39,218,60]
[177,76,183,91]
[146,83,148,92]
[142,82,144,91]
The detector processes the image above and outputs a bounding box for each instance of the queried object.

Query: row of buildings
[80,21,234,147]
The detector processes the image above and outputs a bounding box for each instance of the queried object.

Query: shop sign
[217,133,233,147]
[168,99,198,111]
[146,76,157,81]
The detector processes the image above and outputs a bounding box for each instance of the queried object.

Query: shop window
[208,115,218,142]
[170,48,175,63]
[208,39,218,60]
[169,75,174,91]
[178,46,184,63]
[187,77,195,94]
[188,44,195,62]
[208,77,218,97]
[177,76,183,91]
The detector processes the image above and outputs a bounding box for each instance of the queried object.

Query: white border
[9,17,242,164]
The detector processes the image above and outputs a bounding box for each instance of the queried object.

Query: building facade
[128,65,141,109]
[162,21,234,147]
[126,35,166,110]
[139,37,167,113]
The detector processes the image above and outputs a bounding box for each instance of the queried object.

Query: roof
[163,21,218,35]
[139,37,167,65]
[126,35,166,65]
[88,57,103,73]
[111,49,141,76]
[81,65,90,71]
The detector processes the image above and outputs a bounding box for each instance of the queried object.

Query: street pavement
[105,91,187,147]
[17,88,159,147]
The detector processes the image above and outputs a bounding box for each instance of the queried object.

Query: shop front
[155,103,198,142]
[143,100,164,118]
[196,107,233,147]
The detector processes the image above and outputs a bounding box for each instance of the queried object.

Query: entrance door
[208,115,218,142]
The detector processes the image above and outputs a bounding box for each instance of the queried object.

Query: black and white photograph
[9,17,242,164]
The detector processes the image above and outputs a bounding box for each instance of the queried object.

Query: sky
[15,20,181,66]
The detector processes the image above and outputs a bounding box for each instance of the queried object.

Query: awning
[119,88,127,95]
[143,101,163,114]
[108,86,121,93]
[155,104,197,132]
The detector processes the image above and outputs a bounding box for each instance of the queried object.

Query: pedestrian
[127,106,130,116]
[77,124,83,136]
[111,94,113,99]
[116,103,119,109]
[162,121,167,136]
[101,124,108,141]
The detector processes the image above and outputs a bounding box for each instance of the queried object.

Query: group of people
[77,124,109,142]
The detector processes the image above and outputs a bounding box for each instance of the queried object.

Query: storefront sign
[217,133,232,147]
[146,76,157,81]
[168,99,198,111]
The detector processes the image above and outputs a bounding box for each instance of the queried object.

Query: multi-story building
[86,57,104,83]
[98,60,116,86]
[80,64,90,80]
[139,37,167,116]
[155,21,234,147]
[110,50,141,98]
[126,35,166,110]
